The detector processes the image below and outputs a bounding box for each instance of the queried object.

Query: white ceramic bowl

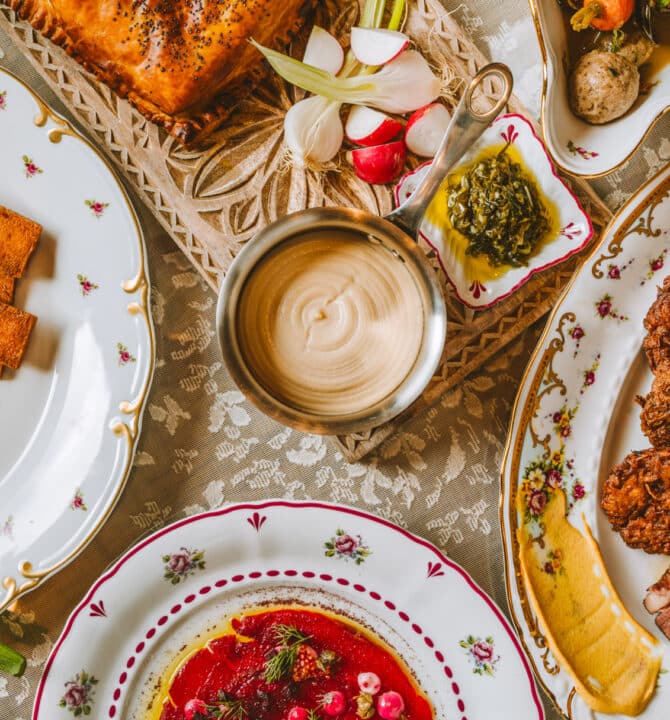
[530,0,670,177]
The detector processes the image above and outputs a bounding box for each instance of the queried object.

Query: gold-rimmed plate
[0,69,154,611]
[501,162,670,718]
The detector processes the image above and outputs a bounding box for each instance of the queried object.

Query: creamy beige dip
[237,230,424,415]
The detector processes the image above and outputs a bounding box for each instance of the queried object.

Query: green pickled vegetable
[446,145,551,267]
[0,641,26,677]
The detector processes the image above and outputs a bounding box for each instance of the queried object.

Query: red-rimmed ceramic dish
[33,501,544,720]
[395,113,593,309]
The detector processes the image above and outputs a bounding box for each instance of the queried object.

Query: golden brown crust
[601,448,670,555]
[0,302,37,369]
[643,276,670,373]
[0,205,42,278]
[0,277,14,305]
[8,0,315,144]
[638,370,670,449]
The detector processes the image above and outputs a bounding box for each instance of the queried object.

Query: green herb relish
[445,143,551,267]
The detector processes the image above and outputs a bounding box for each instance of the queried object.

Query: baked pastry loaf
[8,0,314,144]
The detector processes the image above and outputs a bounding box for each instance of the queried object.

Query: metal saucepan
[217,63,513,435]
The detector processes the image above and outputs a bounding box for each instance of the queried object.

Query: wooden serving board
[0,0,611,461]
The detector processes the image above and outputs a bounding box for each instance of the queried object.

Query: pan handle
[384,62,513,239]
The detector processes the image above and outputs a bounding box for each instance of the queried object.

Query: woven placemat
[0,0,611,461]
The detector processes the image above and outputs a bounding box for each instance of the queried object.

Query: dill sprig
[263,624,311,684]
[215,693,247,720]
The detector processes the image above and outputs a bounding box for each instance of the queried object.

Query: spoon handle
[385,62,513,238]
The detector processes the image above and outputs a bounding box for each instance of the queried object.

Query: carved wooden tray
[0,0,611,461]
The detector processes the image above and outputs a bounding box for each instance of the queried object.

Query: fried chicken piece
[638,369,670,448]
[643,276,670,373]
[601,448,670,555]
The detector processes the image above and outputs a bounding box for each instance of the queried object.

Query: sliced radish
[350,27,410,66]
[404,103,451,157]
[345,106,403,146]
[351,140,406,184]
[303,25,344,75]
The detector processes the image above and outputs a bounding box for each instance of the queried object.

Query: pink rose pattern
[117,342,136,365]
[595,293,628,321]
[59,670,98,715]
[85,199,109,218]
[0,90,6,110]
[162,547,205,584]
[77,274,99,296]
[460,635,500,676]
[70,490,87,512]
[580,354,600,395]
[324,528,371,565]
[567,140,599,160]
[641,250,668,284]
[23,154,43,178]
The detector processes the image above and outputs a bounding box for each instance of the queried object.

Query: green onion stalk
[269,0,407,167]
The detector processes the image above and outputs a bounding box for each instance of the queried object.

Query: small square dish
[530,0,670,177]
[395,113,593,310]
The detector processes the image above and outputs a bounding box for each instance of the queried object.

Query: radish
[303,25,344,76]
[377,691,405,720]
[320,690,346,716]
[351,140,406,184]
[350,27,410,66]
[404,103,452,157]
[345,106,402,146]
[357,671,382,695]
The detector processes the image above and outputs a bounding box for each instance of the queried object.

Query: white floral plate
[530,0,670,177]
[501,163,670,719]
[395,114,592,309]
[33,501,544,720]
[0,69,154,611]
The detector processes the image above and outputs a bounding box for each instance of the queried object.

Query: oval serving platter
[501,162,670,719]
[34,501,544,720]
[0,68,154,611]
[529,0,670,177]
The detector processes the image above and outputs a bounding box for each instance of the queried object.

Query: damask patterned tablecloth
[1,1,669,719]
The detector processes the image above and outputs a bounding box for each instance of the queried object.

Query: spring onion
[0,641,26,677]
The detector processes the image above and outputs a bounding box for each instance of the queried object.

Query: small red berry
[321,690,346,716]
[357,671,381,695]
[184,698,209,720]
[377,691,405,720]
[288,707,309,720]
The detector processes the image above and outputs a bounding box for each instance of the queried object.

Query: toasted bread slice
[0,206,42,278]
[0,302,37,369]
[0,279,14,375]
[0,277,14,304]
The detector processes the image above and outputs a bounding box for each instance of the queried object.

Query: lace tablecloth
[1,1,669,719]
